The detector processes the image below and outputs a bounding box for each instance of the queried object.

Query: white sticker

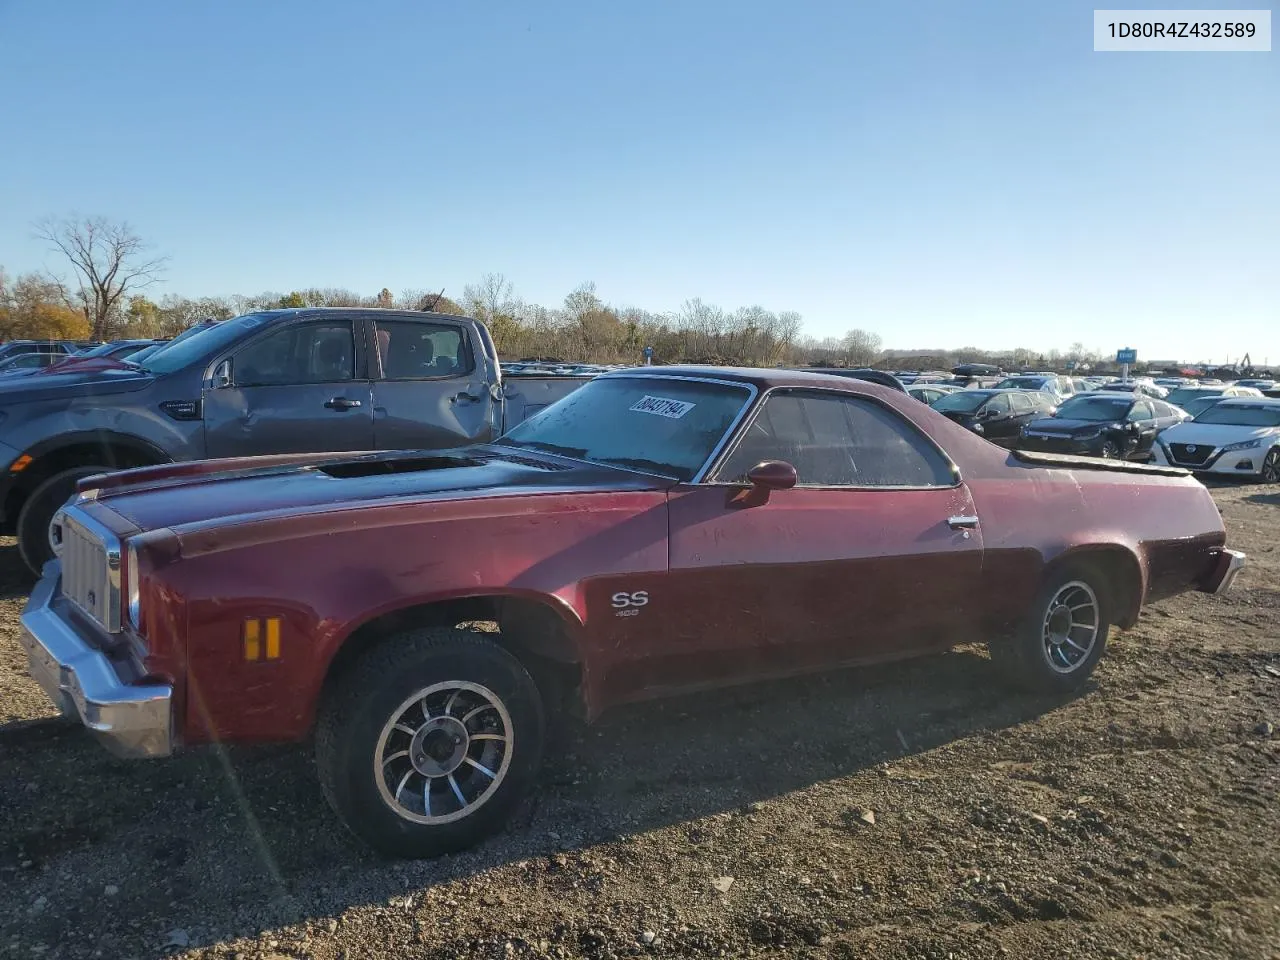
[629,395,695,419]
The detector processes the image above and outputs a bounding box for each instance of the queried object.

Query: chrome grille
[1169,443,1214,466]
[53,507,122,633]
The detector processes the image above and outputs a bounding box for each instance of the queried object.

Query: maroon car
[20,367,1245,857]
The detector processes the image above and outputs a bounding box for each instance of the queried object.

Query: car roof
[1215,397,1280,407]
[599,364,914,397]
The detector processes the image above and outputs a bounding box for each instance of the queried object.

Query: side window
[985,394,1012,415]
[374,321,472,379]
[233,321,354,387]
[1127,401,1154,421]
[716,392,952,488]
[1009,392,1033,414]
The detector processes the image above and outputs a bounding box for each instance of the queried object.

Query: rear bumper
[18,562,173,758]
[1199,548,1247,595]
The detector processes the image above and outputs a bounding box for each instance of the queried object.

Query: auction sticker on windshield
[630,395,695,418]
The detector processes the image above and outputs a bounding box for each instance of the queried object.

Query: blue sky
[1,0,1276,363]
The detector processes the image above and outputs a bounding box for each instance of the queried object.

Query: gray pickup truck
[0,308,588,572]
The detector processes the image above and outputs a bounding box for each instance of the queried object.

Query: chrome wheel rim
[1041,580,1100,674]
[1264,451,1280,483]
[374,681,513,824]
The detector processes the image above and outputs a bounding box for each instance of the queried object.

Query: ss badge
[611,591,649,618]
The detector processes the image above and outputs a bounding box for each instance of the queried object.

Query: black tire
[990,564,1111,695]
[315,627,545,858]
[1099,440,1120,460]
[16,466,109,575]
[1262,448,1280,484]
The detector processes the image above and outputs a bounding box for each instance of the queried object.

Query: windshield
[932,391,989,413]
[1182,397,1222,419]
[1192,404,1280,427]
[1054,396,1132,422]
[497,376,751,480]
[995,377,1045,390]
[1168,387,1221,405]
[141,316,268,375]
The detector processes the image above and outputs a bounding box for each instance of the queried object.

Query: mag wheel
[1262,448,1280,484]
[316,627,545,858]
[990,565,1111,694]
[1099,440,1120,459]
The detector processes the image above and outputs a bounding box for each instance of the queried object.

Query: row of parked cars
[894,373,1280,484]
[0,337,168,376]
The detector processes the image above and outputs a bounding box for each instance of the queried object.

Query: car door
[627,389,984,699]
[1125,399,1158,457]
[979,392,1018,444]
[368,317,499,450]
[1008,391,1037,432]
[203,317,375,457]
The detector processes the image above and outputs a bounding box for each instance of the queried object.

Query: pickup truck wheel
[990,565,1110,694]
[17,466,108,575]
[315,627,545,858]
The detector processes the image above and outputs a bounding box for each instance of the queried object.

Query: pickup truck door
[614,390,985,699]
[368,317,499,449]
[203,317,375,457]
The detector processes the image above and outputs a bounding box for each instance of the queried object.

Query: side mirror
[728,460,797,508]
[747,460,798,490]
[1127,421,1142,434]
[212,359,232,389]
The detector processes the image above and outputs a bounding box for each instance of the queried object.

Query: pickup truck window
[141,312,273,375]
[374,320,472,379]
[716,391,952,487]
[234,321,355,386]
[497,376,751,481]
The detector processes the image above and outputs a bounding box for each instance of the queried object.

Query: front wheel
[1099,440,1120,459]
[1262,448,1280,484]
[990,565,1111,694]
[315,627,545,858]
[16,466,109,575]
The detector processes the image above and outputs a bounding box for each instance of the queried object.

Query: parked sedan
[1166,384,1262,411]
[931,388,1056,446]
[907,384,961,404]
[992,374,1075,401]
[1017,393,1187,460]
[1151,399,1280,482]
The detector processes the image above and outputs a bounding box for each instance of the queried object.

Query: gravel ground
[1,482,1277,960]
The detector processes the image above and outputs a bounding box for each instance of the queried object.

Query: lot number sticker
[629,395,695,419]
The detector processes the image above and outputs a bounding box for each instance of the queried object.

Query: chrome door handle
[947,515,979,529]
[324,397,362,411]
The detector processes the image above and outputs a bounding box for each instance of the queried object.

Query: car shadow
[0,539,34,601]
[1,623,1082,951]
[1244,490,1280,507]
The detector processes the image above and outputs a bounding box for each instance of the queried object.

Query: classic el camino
[20,367,1245,856]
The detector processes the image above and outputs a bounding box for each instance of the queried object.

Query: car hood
[90,445,673,533]
[0,366,155,403]
[1160,422,1280,446]
[1024,417,1117,435]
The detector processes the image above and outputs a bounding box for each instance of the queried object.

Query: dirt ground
[1,482,1277,960]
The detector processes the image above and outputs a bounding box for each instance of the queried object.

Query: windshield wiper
[499,439,589,459]
[596,456,681,478]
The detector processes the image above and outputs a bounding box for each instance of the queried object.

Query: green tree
[278,291,306,308]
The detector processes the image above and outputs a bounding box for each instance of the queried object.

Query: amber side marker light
[243,617,282,661]
[9,454,32,473]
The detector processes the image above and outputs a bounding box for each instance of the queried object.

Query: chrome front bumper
[19,562,173,759]
[1202,548,1247,596]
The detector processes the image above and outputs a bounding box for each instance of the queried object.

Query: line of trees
[3,214,1161,373]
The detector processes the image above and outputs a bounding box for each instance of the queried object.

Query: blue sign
[1115,348,1137,365]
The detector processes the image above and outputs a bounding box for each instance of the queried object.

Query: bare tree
[36,216,167,339]
[841,328,883,366]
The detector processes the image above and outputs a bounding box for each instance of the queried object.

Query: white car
[1151,398,1280,482]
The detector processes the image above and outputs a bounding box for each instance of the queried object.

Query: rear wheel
[315,627,545,858]
[990,564,1111,694]
[1262,448,1280,484]
[16,466,108,575]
